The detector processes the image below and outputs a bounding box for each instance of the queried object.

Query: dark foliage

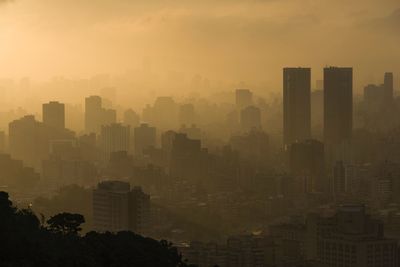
[0,191,191,267]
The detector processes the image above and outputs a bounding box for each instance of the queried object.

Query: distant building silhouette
[0,153,40,191]
[179,104,196,126]
[43,101,65,129]
[161,130,177,154]
[311,89,323,137]
[384,72,394,102]
[9,115,74,169]
[0,131,5,152]
[103,109,117,126]
[317,205,397,267]
[179,124,202,140]
[99,123,130,162]
[283,68,311,147]
[123,109,140,128]
[364,73,395,109]
[134,123,156,155]
[85,96,102,133]
[364,84,385,108]
[289,139,325,193]
[240,106,261,132]
[169,133,203,181]
[324,67,353,146]
[230,129,269,164]
[333,161,346,196]
[93,181,150,234]
[143,97,178,130]
[85,95,116,133]
[235,89,253,109]
[100,87,116,108]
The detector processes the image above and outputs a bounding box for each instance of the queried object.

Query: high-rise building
[100,87,116,107]
[152,96,178,130]
[85,96,102,133]
[317,205,397,267]
[289,139,325,193]
[43,101,65,129]
[333,161,346,196]
[134,123,156,155]
[161,130,177,153]
[85,95,116,134]
[311,89,324,139]
[364,84,384,107]
[230,129,269,163]
[109,167,131,196]
[179,104,196,126]
[129,186,151,234]
[283,68,311,147]
[235,89,253,109]
[0,131,5,152]
[324,67,353,146]
[179,124,202,140]
[103,109,117,126]
[384,72,394,102]
[240,106,261,132]
[9,115,75,169]
[169,133,203,181]
[0,153,39,189]
[123,109,140,153]
[93,181,150,234]
[123,109,140,128]
[99,123,130,162]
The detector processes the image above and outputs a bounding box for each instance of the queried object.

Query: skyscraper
[324,67,353,145]
[85,95,117,134]
[43,101,65,129]
[85,95,102,133]
[240,106,261,132]
[283,68,311,147]
[93,181,150,234]
[235,89,253,109]
[9,115,75,169]
[289,139,325,193]
[384,72,394,102]
[123,109,140,128]
[99,123,130,162]
[179,104,196,126]
[134,123,156,155]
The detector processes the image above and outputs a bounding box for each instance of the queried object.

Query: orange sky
[0,0,399,91]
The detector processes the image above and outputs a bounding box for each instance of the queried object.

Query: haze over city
[0,1,400,267]
[0,0,399,86]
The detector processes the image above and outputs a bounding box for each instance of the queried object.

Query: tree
[47,212,85,236]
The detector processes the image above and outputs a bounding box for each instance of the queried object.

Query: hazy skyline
[0,0,399,90]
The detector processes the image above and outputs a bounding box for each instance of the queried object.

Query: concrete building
[240,106,262,132]
[93,181,150,234]
[384,72,394,102]
[283,68,311,147]
[317,205,397,267]
[43,101,65,129]
[134,123,156,155]
[9,115,75,169]
[289,139,325,193]
[85,95,117,133]
[99,123,130,162]
[85,95,102,133]
[235,89,253,109]
[324,67,353,146]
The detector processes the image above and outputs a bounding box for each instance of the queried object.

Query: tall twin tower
[283,67,354,148]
